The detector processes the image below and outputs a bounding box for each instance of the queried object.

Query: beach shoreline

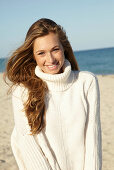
[0,73,114,170]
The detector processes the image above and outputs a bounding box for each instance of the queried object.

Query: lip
[45,62,59,70]
[47,65,58,70]
[46,62,59,66]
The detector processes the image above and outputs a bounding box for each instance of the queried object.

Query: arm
[84,76,102,170]
[11,85,53,170]
[11,127,27,170]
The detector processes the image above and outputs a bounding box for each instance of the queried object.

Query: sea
[0,47,114,75]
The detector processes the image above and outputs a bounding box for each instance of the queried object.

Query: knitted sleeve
[84,76,102,170]
[11,85,53,170]
[11,127,27,170]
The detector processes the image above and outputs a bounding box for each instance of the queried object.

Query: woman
[5,18,102,170]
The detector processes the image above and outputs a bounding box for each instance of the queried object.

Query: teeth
[48,65,56,68]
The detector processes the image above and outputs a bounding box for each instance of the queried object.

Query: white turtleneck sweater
[11,60,102,170]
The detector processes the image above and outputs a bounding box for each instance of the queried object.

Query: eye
[53,48,59,51]
[38,52,44,55]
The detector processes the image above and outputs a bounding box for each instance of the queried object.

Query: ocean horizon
[0,47,114,75]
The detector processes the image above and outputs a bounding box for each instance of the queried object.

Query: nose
[47,52,55,63]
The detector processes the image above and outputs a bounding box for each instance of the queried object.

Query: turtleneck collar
[35,59,75,92]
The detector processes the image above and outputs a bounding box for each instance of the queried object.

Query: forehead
[33,33,61,50]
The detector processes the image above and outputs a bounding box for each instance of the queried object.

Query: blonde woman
[5,18,102,170]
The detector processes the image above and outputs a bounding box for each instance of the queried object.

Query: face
[33,32,65,74]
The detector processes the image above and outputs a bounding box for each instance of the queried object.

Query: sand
[0,73,114,170]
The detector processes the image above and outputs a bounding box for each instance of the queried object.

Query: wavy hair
[5,18,79,135]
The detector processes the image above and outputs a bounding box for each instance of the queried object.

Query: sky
[0,0,114,58]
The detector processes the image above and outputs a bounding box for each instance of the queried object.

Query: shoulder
[72,70,99,91]
[12,84,28,102]
[73,70,98,82]
[74,70,97,79]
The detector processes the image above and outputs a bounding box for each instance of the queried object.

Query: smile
[46,63,59,70]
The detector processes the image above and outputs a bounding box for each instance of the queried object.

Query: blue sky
[0,0,114,58]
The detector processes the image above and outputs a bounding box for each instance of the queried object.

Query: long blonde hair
[5,18,79,135]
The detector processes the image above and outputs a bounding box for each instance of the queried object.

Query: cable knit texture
[11,59,102,170]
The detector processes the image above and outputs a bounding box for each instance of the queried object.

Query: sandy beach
[0,73,114,170]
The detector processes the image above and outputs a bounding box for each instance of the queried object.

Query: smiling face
[33,32,65,74]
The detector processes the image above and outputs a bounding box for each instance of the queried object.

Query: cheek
[35,57,44,66]
[60,52,65,62]
[58,50,65,60]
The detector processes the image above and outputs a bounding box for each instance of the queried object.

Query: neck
[35,59,75,92]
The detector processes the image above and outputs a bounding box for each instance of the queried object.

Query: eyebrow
[35,45,60,53]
